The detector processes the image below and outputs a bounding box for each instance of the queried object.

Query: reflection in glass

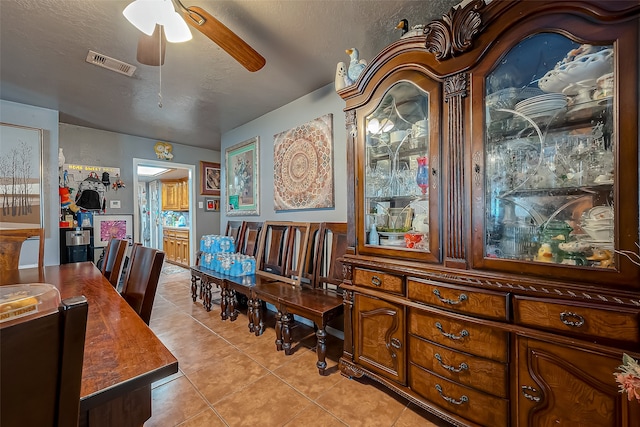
[484,33,615,269]
[365,81,430,250]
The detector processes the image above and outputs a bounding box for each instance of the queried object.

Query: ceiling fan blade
[181,6,265,72]
[136,24,166,66]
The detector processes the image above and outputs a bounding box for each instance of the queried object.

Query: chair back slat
[101,238,128,287]
[287,222,321,286]
[314,222,348,291]
[224,220,244,252]
[239,221,263,256]
[121,244,165,324]
[0,228,44,271]
[255,221,310,287]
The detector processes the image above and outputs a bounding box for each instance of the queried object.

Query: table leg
[204,280,213,312]
[253,298,263,336]
[220,286,228,320]
[282,312,293,355]
[228,290,237,321]
[247,296,255,332]
[316,327,327,375]
[190,275,199,302]
[275,310,283,351]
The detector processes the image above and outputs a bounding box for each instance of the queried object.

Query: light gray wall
[1,100,60,267]
[221,83,348,227]
[59,123,222,249]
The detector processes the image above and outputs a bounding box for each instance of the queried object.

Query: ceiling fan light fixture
[162,11,192,42]
[123,0,158,36]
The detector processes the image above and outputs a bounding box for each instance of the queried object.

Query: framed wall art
[205,198,220,212]
[226,137,259,216]
[200,161,221,196]
[273,113,334,211]
[0,123,43,228]
[93,214,133,247]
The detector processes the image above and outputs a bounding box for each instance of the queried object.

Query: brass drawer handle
[433,288,468,305]
[371,275,382,287]
[435,322,469,340]
[521,385,541,402]
[390,338,402,349]
[435,384,468,405]
[559,311,585,327]
[435,353,469,373]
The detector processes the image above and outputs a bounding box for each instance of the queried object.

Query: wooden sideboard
[163,227,189,267]
[337,1,640,426]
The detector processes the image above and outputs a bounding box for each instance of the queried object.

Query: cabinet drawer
[175,230,189,239]
[409,336,508,398]
[408,278,509,320]
[409,309,508,363]
[514,296,640,345]
[353,268,404,295]
[409,364,508,427]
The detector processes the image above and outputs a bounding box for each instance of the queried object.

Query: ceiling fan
[124,0,266,72]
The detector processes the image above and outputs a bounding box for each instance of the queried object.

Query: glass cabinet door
[483,33,616,270]
[360,79,439,261]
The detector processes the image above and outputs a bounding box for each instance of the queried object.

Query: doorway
[132,158,197,266]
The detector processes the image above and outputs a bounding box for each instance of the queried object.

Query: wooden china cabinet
[337,1,640,426]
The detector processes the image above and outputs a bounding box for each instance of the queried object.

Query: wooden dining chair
[101,238,128,287]
[224,220,245,252]
[0,295,88,427]
[0,228,45,271]
[120,244,166,325]
[238,221,263,256]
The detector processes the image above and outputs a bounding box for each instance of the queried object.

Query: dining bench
[190,220,347,374]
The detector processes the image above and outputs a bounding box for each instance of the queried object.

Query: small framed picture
[205,198,220,212]
[200,161,221,196]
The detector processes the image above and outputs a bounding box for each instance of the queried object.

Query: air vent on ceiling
[85,50,136,77]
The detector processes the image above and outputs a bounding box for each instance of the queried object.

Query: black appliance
[59,227,94,264]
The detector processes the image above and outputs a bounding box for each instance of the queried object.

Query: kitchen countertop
[163,226,190,230]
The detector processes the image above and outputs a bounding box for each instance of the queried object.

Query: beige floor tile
[146,376,209,427]
[152,370,184,388]
[213,373,312,427]
[166,333,240,375]
[274,348,343,400]
[393,404,448,427]
[283,403,347,426]
[187,350,269,404]
[176,408,227,427]
[149,268,454,427]
[315,376,408,427]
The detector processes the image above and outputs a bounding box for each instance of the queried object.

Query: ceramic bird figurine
[346,48,367,82]
[334,61,352,91]
[396,19,409,36]
[396,19,426,39]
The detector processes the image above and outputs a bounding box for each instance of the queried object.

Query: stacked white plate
[515,93,567,118]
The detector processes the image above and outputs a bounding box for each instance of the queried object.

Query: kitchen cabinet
[337,1,640,426]
[163,228,189,267]
[161,179,189,211]
[179,180,189,211]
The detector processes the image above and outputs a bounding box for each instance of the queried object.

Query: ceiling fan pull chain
[158,27,163,109]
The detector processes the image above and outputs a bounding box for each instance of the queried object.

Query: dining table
[0,262,178,427]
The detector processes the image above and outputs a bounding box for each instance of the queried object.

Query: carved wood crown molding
[425,0,485,60]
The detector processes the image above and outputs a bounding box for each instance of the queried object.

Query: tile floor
[146,266,447,427]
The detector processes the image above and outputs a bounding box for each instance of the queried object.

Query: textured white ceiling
[0,0,460,150]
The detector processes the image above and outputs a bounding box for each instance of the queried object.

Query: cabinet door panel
[516,337,640,427]
[470,15,639,287]
[354,294,405,384]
